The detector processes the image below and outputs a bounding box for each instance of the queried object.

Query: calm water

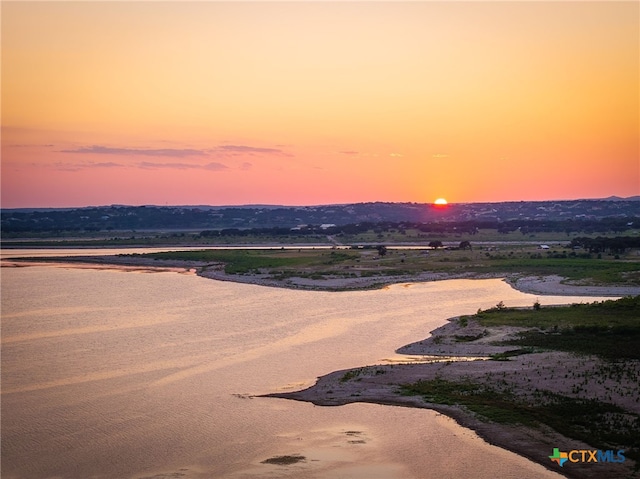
[2,249,595,479]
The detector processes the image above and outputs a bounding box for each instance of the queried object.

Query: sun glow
[2,2,638,208]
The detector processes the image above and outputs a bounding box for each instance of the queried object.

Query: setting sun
[434,198,448,205]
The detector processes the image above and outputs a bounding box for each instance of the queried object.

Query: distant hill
[2,199,639,234]
[601,195,640,201]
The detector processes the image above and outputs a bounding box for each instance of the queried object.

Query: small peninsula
[266,297,640,479]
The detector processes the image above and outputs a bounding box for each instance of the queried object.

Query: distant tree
[376,245,388,257]
[428,240,443,249]
[459,240,472,251]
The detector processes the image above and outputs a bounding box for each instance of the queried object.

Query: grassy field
[139,249,358,274]
[474,296,640,329]
[132,245,640,285]
[4,226,639,247]
[339,227,640,244]
[470,296,640,360]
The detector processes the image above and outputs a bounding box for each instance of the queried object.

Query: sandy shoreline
[8,253,640,297]
[264,314,639,479]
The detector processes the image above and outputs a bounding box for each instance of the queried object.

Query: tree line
[199,219,638,238]
[569,236,640,254]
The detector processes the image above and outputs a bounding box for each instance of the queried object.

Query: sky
[2,1,638,208]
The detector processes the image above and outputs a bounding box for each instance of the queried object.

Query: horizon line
[3,195,639,211]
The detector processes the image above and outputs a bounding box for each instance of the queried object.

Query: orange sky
[2,1,638,208]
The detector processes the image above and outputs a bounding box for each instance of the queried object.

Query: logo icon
[549,448,625,467]
[549,448,568,467]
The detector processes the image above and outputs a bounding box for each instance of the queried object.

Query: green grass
[401,378,536,424]
[475,296,640,329]
[121,246,640,285]
[340,369,363,383]
[401,379,640,460]
[505,327,640,360]
[476,256,640,284]
[472,296,640,359]
[134,249,358,274]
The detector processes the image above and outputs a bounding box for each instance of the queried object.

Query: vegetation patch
[488,348,535,361]
[339,367,386,383]
[401,379,640,462]
[506,326,640,360]
[454,332,488,342]
[340,369,363,383]
[117,245,640,285]
[133,249,357,275]
[401,378,537,425]
[475,296,640,359]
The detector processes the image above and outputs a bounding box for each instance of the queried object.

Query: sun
[434,198,448,205]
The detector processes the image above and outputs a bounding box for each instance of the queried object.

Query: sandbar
[264,314,639,479]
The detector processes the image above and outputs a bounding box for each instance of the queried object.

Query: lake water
[2,249,597,479]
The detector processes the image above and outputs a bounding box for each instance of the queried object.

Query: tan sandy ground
[264,317,640,479]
